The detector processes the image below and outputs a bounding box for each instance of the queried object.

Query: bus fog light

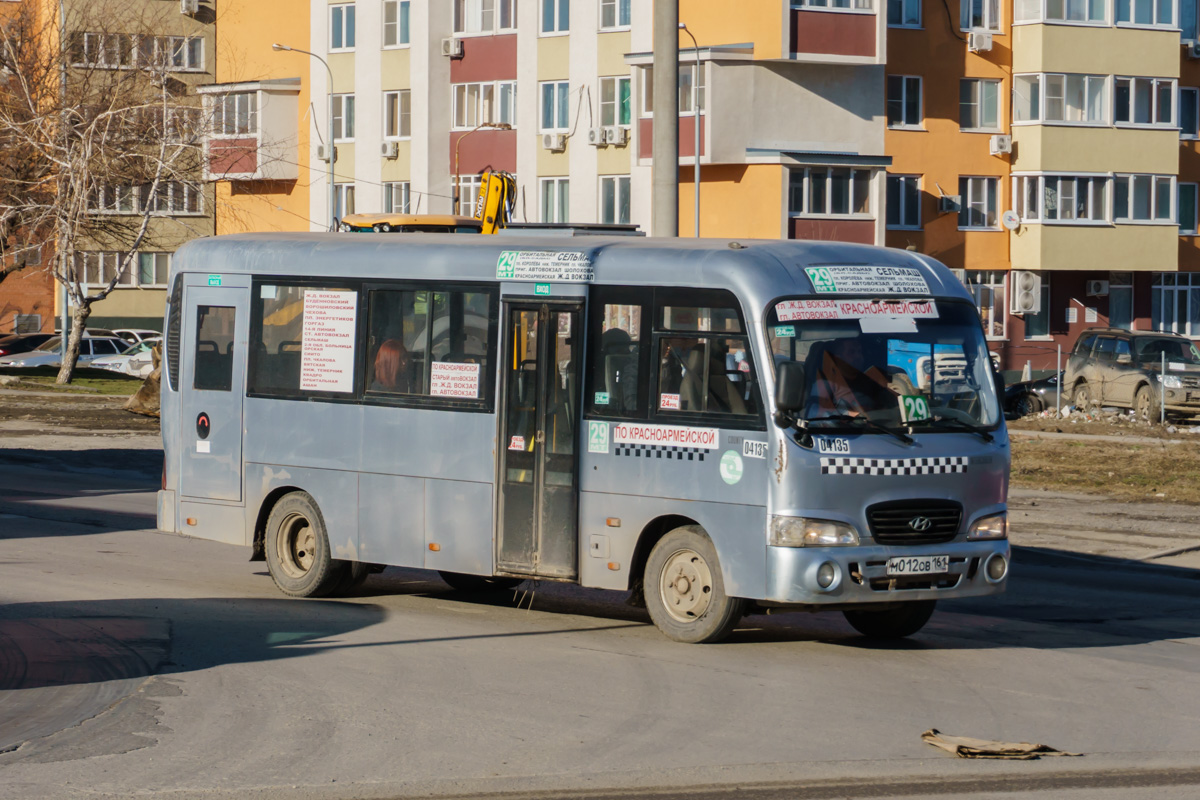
[985,554,1008,582]
[816,561,839,590]
[770,516,859,547]
[967,512,1008,541]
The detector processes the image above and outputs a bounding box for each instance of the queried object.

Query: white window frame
[599,76,632,127]
[1013,0,1107,24]
[330,4,356,51]
[791,0,875,13]
[137,252,171,288]
[1116,0,1177,27]
[600,0,632,29]
[638,65,705,118]
[384,90,412,139]
[540,177,569,223]
[334,182,355,220]
[90,182,204,216]
[452,81,516,130]
[76,252,134,287]
[332,93,355,141]
[454,0,517,35]
[886,174,922,230]
[887,75,923,129]
[384,181,411,214]
[888,0,923,27]
[1152,273,1200,337]
[1013,173,1110,225]
[960,0,1002,30]
[960,78,1002,131]
[788,167,874,218]
[967,270,1008,340]
[540,80,571,131]
[457,174,483,217]
[1113,174,1176,223]
[211,91,258,138]
[958,176,1001,230]
[1178,182,1199,234]
[1181,87,1200,139]
[383,0,410,48]
[599,175,632,225]
[1012,73,1108,126]
[541,0,570,34]
[1114,76,1177,128]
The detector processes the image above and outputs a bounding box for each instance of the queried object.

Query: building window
[1180,183,1199,234]
[454,0,517,34]
[540,81,570,131]
[796,0,874,9]
[138,253,171,287]
[886,175,921,229]
[600,76,632,127]
[457,174,482,217]
[788,168,872,216]
[76,252,134,287]
[1115,77,1176,126]
[639,65,704,116]
[961,0,1001,30]
[90,182,203,216]
[887,75,922,128]
[1184,0,1198,37]
[966,271,1006,339]
[1116,0,1175,25]
[1015,175,1108,224]
[600,175,631,224]
[334,183,355,220]
[1180,87,1199,138]
[541,0,569,33]
[1109,272,1134,330]
[600,0,631,28]
[1023,276,1052,340]
[384,182,411,214]
[453,81,516,129]
[211,92,258,137]
[69,33,203,71]
[1113,174,1174,222]
[1014,0,1105,22]
[959,177,1000,229]
[541,177,569,222]
[332,94,355,140]
[383,0,410,46]
[1152,273,1200,336]
[888,0,922,25]
[960,78,1001,130]
[330,4,356,50]
[1013,73,1106,124]
[383,90,411,138]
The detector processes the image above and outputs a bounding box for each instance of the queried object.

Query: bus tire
[264,492,345,598]
[843,600,936,639]
[438,571,524,592]
[644,526,746,644]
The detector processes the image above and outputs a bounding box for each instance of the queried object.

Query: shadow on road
[0,447,161,481]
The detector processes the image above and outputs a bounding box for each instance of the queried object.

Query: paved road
[1,460,1198,800]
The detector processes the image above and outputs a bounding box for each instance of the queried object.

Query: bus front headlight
[770,516,859,547]
[967,512,1008,540]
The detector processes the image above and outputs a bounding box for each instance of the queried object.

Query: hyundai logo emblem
[908,516,933,532]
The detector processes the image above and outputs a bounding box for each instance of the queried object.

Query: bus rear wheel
[264,492,346,598]
[843,600,936,639]
[644,526,746,644]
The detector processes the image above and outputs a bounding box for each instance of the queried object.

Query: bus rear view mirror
[774,362,806,426]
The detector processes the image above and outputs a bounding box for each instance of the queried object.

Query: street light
[272,43,337,231]
[679,23,701,238]
[453,121,512,215]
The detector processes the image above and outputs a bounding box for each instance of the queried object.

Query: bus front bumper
[764,539,1010,606]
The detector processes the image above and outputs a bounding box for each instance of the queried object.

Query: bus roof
[172,233,974,315]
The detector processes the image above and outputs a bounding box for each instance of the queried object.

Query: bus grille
[866,500,961,545]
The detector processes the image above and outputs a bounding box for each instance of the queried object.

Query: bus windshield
[766,298,1001,430]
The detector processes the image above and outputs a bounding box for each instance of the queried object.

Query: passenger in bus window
[600,327,638,411]
[372,339,413,393]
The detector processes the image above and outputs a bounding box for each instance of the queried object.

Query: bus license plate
[886,555,949,576]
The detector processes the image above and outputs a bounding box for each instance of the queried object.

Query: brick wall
[0,268,57,334]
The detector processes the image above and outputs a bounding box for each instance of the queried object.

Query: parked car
[89,338,161,378]
[0,335,128,368]
[113,328,161,345]
[1004,371,1061,418]
[0,333,56,358]
[1064,328,1200,422]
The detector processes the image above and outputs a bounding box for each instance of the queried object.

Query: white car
[0,335,128,368]
[89,338,162,378]
[113,328,161,345]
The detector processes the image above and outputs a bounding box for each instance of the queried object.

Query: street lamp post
[272,43,336,231]
[679,23,701,238]
[453,121,512,215]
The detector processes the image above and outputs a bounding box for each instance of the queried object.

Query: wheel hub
[659,549,714,623]
[277,513,316,579]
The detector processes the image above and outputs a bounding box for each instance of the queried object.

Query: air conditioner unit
[381,141,399,159]
[441,37,463,57]
[604,126,628,146]
[1010,270,1042,314]
[542,132,566,152]
[938,194,961,214]
[587,127,606,146]
[1086,279,1110,297]
[317,144,336,162]
[967,30,993,52]
[180,0,199,15]
[1186,41,1200,59]
[989,134,1012,155]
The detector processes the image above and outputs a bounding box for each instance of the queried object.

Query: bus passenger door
[497,302,582,579]
[180,282,248,503]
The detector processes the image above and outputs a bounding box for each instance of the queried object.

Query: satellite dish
[1001,210,1021,231]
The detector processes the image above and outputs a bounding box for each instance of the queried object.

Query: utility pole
[651,0,679,237]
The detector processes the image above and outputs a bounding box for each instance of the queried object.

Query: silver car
[0,335,127,368]
[1064,328,1200,421]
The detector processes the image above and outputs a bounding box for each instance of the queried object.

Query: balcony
[1012,126,1179,175]
[790,6,880,63]
[1010,224,1178,272]
[198,78,301,182]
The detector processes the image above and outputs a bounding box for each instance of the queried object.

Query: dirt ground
[0,389,158,435]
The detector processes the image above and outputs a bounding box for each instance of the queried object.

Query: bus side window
[586,291,648,418]
[194,305,235,391]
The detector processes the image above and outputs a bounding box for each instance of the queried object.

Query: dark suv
[1064,328,1200,421]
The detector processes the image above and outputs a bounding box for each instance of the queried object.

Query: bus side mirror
[774,362,806,427]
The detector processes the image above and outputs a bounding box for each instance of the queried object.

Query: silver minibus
[158,234,1010,643]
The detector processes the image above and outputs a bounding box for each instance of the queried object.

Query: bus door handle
[535,430,545,445]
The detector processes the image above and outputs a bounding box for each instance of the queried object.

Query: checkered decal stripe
[820,457,968,475]
[615,444,707,462]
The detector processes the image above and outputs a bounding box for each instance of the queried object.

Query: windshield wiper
[807,413,914,446]
[927,416,994,442]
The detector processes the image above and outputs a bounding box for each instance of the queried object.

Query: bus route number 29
[900,394,931,423]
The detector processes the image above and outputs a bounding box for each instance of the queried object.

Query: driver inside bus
[811,337,893,417]
[371,339,414,393]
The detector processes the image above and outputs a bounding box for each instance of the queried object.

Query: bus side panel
[244,463,361,560]
[244,398,365,473]
[423,479,494,576]
[359,405,496,484]
[358,473,426,568]
[577,492,768,599]
[178,499,247,546]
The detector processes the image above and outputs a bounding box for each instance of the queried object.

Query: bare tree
[0,0,208,382]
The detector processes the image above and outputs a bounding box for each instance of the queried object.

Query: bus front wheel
[264,492,346,598]
[843,600,936,639]
[644,526,746,644]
